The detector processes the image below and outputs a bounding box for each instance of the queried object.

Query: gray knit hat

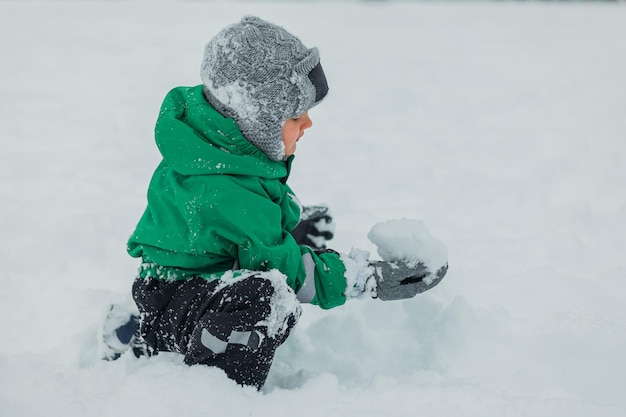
[200,16,329,161]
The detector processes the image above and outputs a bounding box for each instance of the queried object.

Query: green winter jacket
[128,85,348,309]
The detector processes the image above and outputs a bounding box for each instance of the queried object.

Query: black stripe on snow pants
[132,271,302,389]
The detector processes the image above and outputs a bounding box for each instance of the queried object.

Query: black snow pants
[132,271,302,389]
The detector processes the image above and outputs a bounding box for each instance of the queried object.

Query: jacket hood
[154,85,289,179]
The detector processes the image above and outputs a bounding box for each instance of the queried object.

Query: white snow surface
[368,218,448,272]
[2,1,626,416]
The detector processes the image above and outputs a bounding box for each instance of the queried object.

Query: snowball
[367,219,448,272]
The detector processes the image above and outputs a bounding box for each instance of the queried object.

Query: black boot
[101,303,150,360]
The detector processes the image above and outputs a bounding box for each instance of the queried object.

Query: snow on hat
[200,16,329,161]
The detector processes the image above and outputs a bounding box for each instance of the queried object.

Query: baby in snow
[103,16,448,389]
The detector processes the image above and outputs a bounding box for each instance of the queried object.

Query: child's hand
[369,260,448,301]
[291,205,335,249]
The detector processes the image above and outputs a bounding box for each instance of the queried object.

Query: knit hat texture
[200,16,329,161]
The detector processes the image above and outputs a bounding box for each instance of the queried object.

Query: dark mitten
[371,260,448,301]
[291,205,335,249]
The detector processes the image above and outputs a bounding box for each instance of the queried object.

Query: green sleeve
[297,245,348,309]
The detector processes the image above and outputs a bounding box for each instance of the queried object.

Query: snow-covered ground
[1,1,625,416]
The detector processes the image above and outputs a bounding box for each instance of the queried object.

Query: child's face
[282,112,313,157]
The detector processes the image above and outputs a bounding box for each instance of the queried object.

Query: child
[103,16,447,389]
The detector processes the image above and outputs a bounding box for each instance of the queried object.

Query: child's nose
[302,113,313,129]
